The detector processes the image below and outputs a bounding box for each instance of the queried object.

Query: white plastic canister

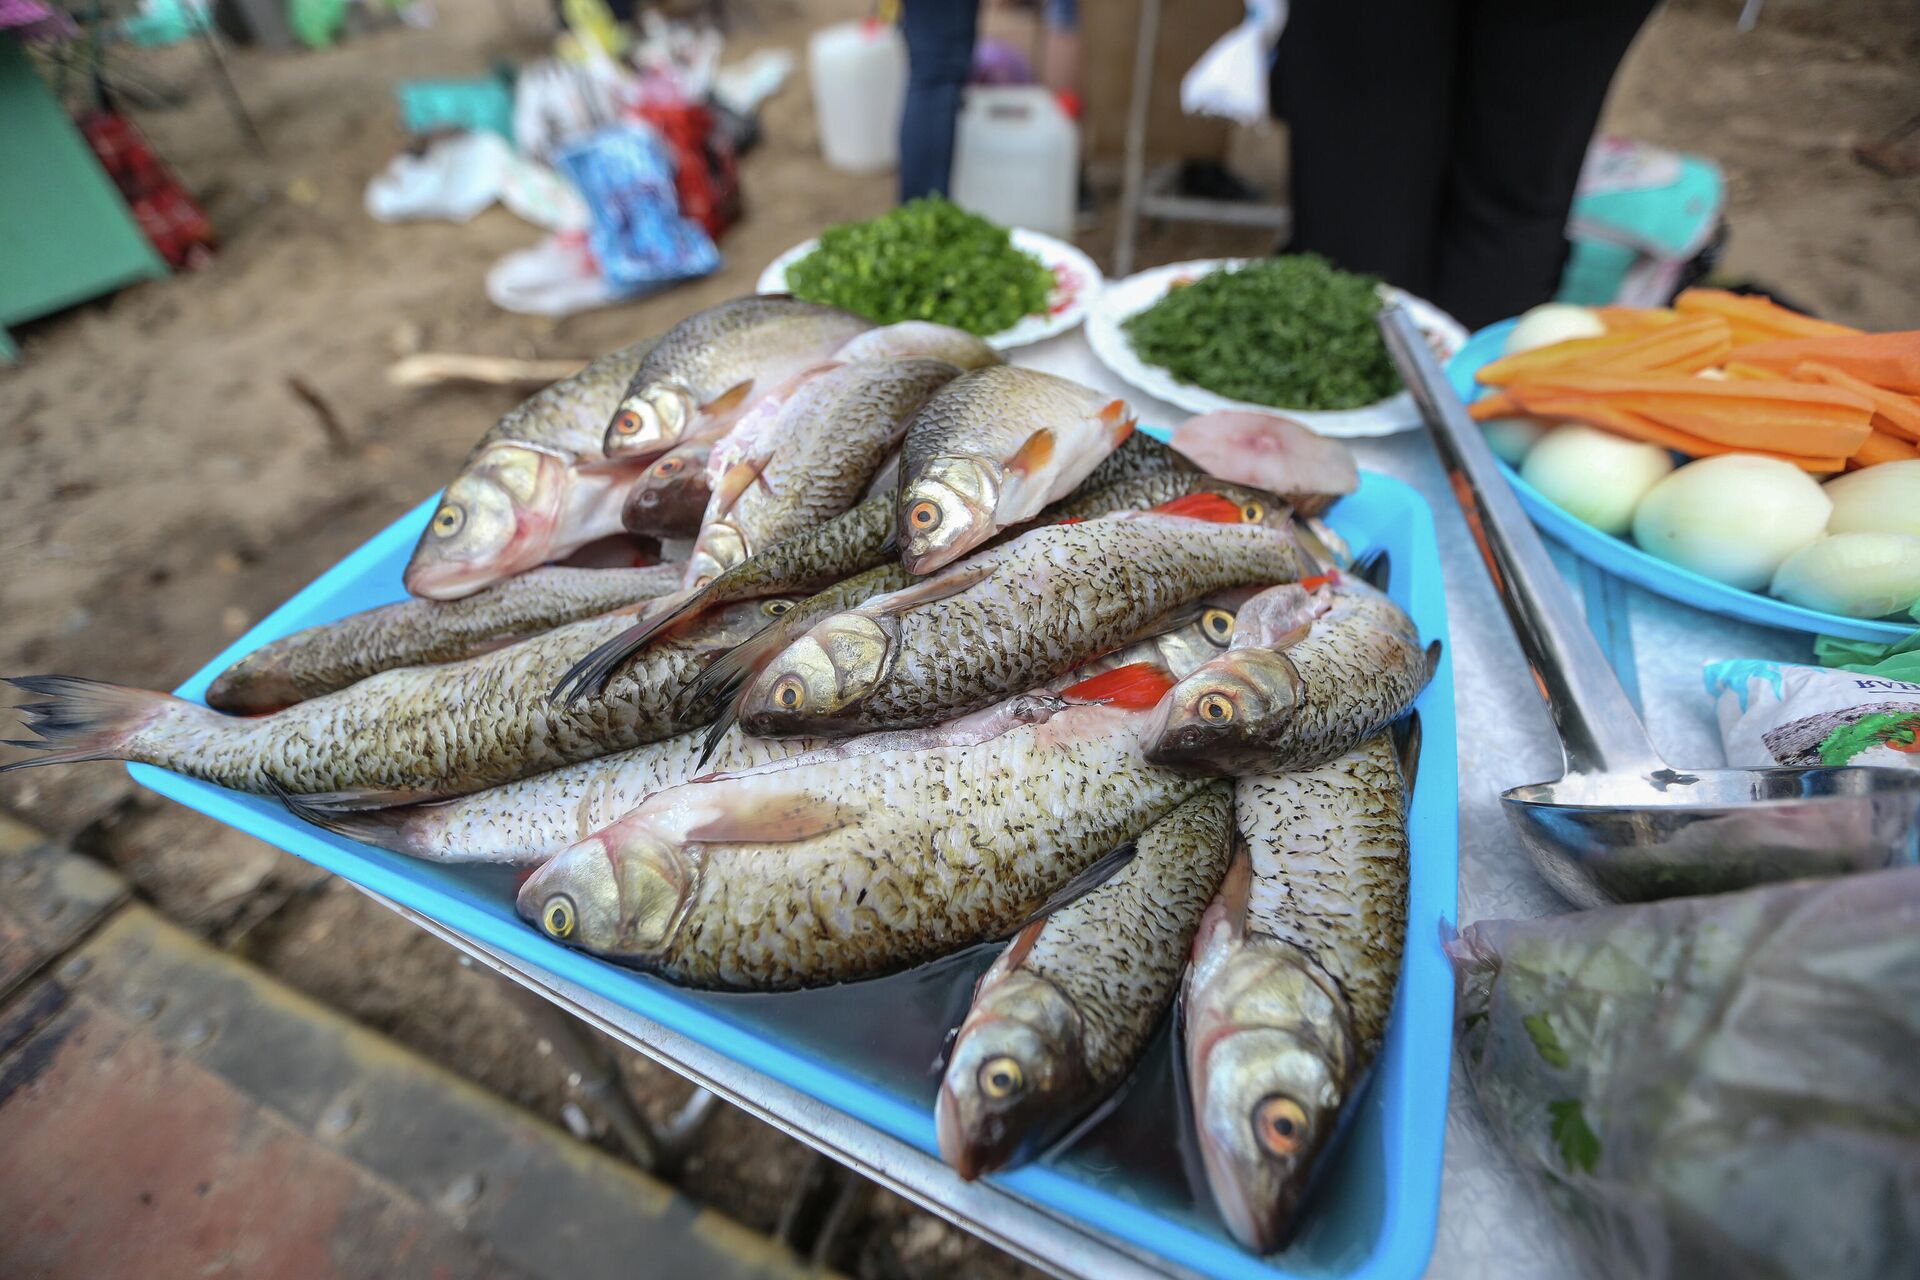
[807,19,908,174]
[950,86,1079,238]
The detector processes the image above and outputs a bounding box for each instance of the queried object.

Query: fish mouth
[934,1080,1002,1181]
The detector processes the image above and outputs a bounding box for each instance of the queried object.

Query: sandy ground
[0,0,1915,1273]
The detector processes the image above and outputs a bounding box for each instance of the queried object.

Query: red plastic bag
[631,100,739,240]
[79,110,215,269]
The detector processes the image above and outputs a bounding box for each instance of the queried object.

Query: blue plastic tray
[1449,320,1910,644]
[131,448,1457,1280]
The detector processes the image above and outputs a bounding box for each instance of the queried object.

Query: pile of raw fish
[3,295,1436,1253]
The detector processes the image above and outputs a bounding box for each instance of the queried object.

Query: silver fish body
[936,785,1234,1178]
[6,599,794,804]
[405,341,655,600]
[1146,576,1431,775]
[684,359,961,587]
[206,564,684,713]
[603,297,871,460]
[832,321,1002,370]
[516,674,1208,989]
[736,513,1309,736]
[896,366,1135,573]
[1183,735,1410,1252]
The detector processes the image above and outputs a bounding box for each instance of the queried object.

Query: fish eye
[1241,500,1266,523]
[1202,608,1235,643]
[762,599,793,616]
[1198,692,1235,724]
[773,674,806,710]
[654,457,683,477]
[611,408,643,438]
[908,500,942,532]
[431,504,466,538]
[541,894,576,939]
[1252,1095,1308,1158]
[978,1055,1024,1100]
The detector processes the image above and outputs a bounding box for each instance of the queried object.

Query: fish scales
[83,602,777,799]
[1261,588,1425,773]
[478,342,654,459]
[208,565,683,712]
[1013,786,1233,1082]
[1236,735,1409,1050]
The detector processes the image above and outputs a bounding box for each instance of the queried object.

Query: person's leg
[1272,0,1461,297]
[898,0,981,201]
[1433,0,1658,327]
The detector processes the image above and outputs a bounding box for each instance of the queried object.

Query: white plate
[756,227,1102,351]
[1085,258,1469,438]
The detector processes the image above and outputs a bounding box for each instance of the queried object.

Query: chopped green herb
[784,196,1056,337]
[1524,1012,1572,1068]
[1121,254,1400,411]
[1548,1098,1601,1174]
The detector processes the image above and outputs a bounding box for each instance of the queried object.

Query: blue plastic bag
[555,122,720,293]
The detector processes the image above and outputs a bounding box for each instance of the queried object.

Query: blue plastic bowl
[132,437,1458,1280]
[1449,320,1911,643]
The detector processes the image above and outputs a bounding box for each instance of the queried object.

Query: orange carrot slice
[1722,361,1787,381]
[1504,387,1845,471]
[1792,360,1920,442]
[1726,332,1920,393]
[1674,288,1860,344]
[1594,306,1682,332]
[1851,431,1920,468]
[1476,315,1729,385]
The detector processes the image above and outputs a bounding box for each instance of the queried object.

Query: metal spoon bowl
[1381,308,1920,909]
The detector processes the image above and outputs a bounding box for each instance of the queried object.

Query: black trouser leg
[1434,0,1660,327]
[1272,0,1462,298]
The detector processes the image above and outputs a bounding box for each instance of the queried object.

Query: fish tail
[1,675,186,772]
[551,585,713,705]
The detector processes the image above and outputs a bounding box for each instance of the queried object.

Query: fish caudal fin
[1149,493,1245,524]
[1060,661,1177,710]
[551,586,710,705]
[1,675,176,773]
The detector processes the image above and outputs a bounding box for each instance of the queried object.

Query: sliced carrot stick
[1722,361,1788,381]
[1791,360,1920,442]
[1502,370,1874,455]
[1594,306,1682,332]
[1639,404,1870,459]
[1476,315,1729,385]
[1469,391,1521,421]
[1851,431,1920,468]
[1674,288,1860,344]
[1726,332,1920,393]
[1503,387,1844,471]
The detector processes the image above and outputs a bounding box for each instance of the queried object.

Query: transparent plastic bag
[1450,867,1920,1280]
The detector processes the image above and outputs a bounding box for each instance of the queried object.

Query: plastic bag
[1705,658,1920,769]
[1451,867,1920,1280]
[552,122,719,293]
[1179,0,1287,126]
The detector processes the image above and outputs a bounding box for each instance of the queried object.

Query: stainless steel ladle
[1380,306,1920,908]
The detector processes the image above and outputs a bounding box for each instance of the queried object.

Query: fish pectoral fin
[1004,427,1056,477]
[710,456,772,512]
[1354,547,1391,590]
[683,792,866,844]
[1423,639,1443,683]
[1392,710,1423,796]
[1060,661,1176,710]
[864,558,996,616]
[701,380,756,415]
[1011,838,1142,931]
[1098,399,1136,445]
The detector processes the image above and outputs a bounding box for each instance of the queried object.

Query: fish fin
[1060,661,1176,710]
[1128,602,1205,645]
[1217,840,1254,938]
[1290,519,1344,574]
[1424,639,1443,685]
[1005,428,1055,477]
[1054,516,1086,526]
[0,675,174,772]
[700,380,755,415]
[1150,493,1244,524]
[998,917,1047,970]
[1354,548,1390,591]
[574,454,659,477]
[1099,399,1137,446]
[678,610,800,719]
[1299,568,1343,592]
[1392,710,1423,797]
[864,558,995,617]
[683,792,865,844]
[550,586,711,704]
[269,782,441,812]
[710,455,772,513]
[1013,838,1142,931]
[273,782,422,852]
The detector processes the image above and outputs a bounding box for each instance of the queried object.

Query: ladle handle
[1379,307,1663,778]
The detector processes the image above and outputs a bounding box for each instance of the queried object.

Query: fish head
[518,825,691,959]
[622,448,709,533]
[898,455,999,574]
[936,971,1087,1179]
[1144,649,1303,773]
[1187,940,1355,1254]
[604,382,697,460]
[736,614,891,733]
[404,445,565,600]
[1146,599,1244,678]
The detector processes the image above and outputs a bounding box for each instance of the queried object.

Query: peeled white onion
[1823,460,1920,539]
[1631,455,1832,589]
[1771,532,1920,618]
[1482,417,1547,466]
[1505,304,1605,355]
[1520,424,1673,535]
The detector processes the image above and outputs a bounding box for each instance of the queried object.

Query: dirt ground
[1,0,1915,1274]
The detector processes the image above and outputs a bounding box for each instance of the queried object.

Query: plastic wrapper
[1705,658,1920,768]
[1450,867,1920,1280]
[1179,0,1287,126]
